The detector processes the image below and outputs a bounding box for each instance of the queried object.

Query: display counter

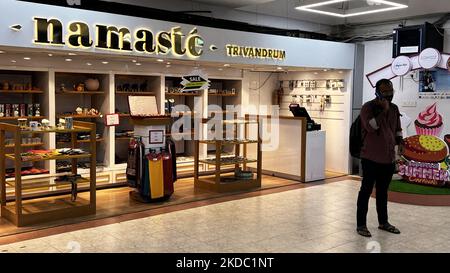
[247,115,325,182]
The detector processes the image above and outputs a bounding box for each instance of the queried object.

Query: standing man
[356,79,403,237]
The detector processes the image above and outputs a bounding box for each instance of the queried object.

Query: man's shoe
[356,226,372,237]
[378,223,401,234]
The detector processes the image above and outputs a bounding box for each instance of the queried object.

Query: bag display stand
[126,96,176,203]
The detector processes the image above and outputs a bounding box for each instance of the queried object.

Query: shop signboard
[391,55,412,76]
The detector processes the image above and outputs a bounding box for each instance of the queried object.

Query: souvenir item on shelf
[5,104,11,117]
[131,83,139,92]
[2,82,9,90]
[166,137,177,182]
[58,118,65,129]
[116,85,122,91]
[27,104,33,116]
[13,84,23,91]
[29,121,41,131]
[74,83,85,91]
[123,83,130,91]
[76,107,83,115]
[34,104,40,116]
[139,81,148,92]
[0,104,4,117]
[41,119,50,130]
[83,108,89,115]
[12,104,19,117]
[26,83,32,90]
[20,104,26,117]
[88,108,99,116]
[60,83,66,92]
[64,117,73,129]
[17,118,27,129]
[85,78,100,91]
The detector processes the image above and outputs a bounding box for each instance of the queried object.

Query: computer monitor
[289,103,312,123]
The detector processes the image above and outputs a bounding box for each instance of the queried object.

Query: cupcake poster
[397,102,450,187]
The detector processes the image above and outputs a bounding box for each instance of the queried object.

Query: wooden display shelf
[0,120,97,227]
[6,153,91,162]
[5,143,45,148]
[1,197,93,226]
[196,174,259,193]
[208,93,237,96]
[165,92,201,96]
[0,90,43,94]
[6,177,88,191]
[56,91,105,95]
[199,157,257,166]
[20,126,92,134]
[115,136,133,141]
[57,114,102,119]
[116,91,156,96]
[57,138,104,144]
[199,139,258,145]
[0,116,46,121]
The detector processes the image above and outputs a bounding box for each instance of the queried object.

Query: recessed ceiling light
[11,60,16,63]
[68,53,77,56]
[296,0,408,18]
[323,69,328,72]
[167,62,171,65]
[157,59,164,62]
[166,65,171,68]
[102,61,109,64]
[277,67,283,70]
[48,53,53,57]
[65,58,72,62]
[86,62,92,66]
[23,57,31,60]
[314,72,319,75]
[224,64,230,67]
[132,60,137,63]
[218,68,223,71]
[136,63,142,66]
[0,51,5,54]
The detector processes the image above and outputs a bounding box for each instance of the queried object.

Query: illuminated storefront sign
[226,44,286,60]
[33,17,204,58]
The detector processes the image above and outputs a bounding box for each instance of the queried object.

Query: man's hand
[380,98,390,113]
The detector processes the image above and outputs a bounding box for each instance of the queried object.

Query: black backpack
[349,115,363,158]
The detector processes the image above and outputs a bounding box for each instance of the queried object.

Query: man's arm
[360,102,386,133]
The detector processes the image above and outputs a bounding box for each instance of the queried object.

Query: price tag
[105,113,120,126]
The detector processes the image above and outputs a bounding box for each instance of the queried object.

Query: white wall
[243,70,353,174]
[362,20,450,138]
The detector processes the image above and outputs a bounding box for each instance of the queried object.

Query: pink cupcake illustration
[415,102,443,136]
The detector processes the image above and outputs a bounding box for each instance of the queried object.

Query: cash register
[289,103,321,131]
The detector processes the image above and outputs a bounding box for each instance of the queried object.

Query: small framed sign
[149,130,164,144]
[105,113,120,126]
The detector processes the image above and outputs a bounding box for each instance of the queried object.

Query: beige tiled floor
[1,179,449,253]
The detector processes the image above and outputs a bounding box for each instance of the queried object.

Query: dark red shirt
[360,99,402,164]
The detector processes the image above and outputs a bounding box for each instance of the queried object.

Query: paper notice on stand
[128,96,159,116]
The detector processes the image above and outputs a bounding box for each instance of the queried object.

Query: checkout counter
[247,106,326,182]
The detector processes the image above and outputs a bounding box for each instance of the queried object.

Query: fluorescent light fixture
[86,62,92,66]
[132,59,137,63]
[0,51,5,54]
[296,0,408,18]
[157,59,164,62]
[48,53,53,57]
[102,61,109,64]
[136,63,142,66]
[23,57,31,60]
[224,64,230,67]
[68,53,77,56]
[218,68,223,71]
[65,58,72,62]
[167,62,171,65]
[323,69,328,72]
[11,60,16,63]
[277,67,283,70]
[166,65,171,68]
[314,72,319,75]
